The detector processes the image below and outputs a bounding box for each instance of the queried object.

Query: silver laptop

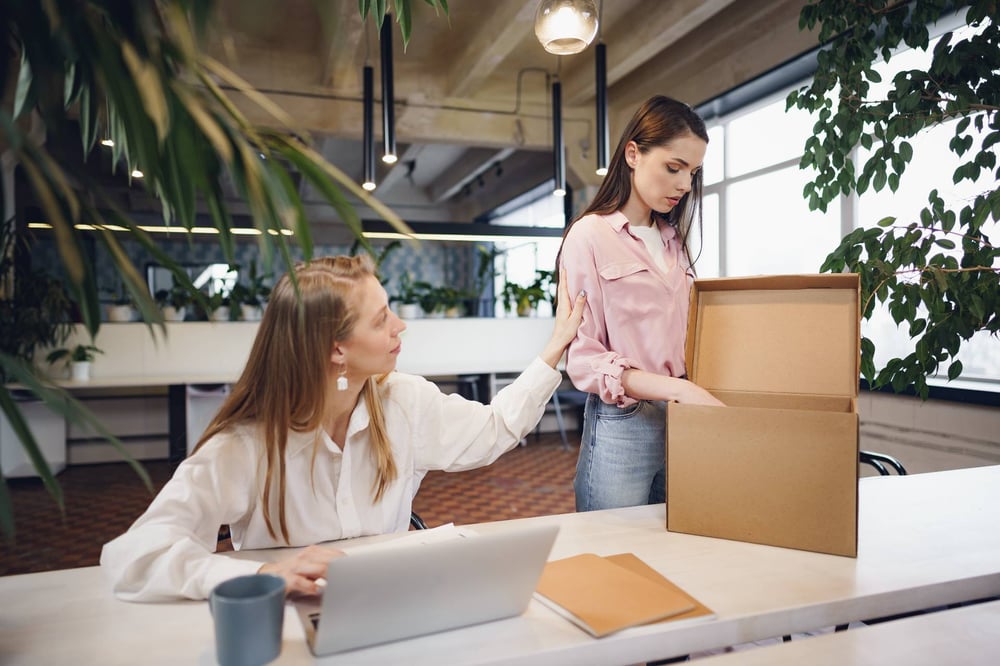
[297,523,559,655]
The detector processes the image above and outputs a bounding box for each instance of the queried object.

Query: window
[490,192,563,317]
[698,20,998,389]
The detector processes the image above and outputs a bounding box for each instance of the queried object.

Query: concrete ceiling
[198,0,819,235]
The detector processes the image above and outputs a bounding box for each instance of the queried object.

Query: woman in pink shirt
[559,96,724,511]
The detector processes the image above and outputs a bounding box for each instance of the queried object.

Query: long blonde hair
[195,255,397,543]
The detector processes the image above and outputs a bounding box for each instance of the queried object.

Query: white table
[693,598,1000,665]
[1,466,998,665]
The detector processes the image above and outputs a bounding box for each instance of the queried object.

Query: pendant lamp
[552,78,566,197]
[362,64,376,191]
[380,17,397,164]
[534,0,599,55]
[595,41,609,176]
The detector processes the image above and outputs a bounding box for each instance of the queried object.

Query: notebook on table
[535,552,716,637]
[295,522,559,656]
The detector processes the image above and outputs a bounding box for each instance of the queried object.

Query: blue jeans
[574,393,668,511]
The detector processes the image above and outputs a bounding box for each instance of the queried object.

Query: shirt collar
[286,393,372,457]
[604,210,678,242]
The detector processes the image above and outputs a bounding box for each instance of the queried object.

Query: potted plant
[45,344,103,382]
[439,286,473,318]
[107,289,136,322]
[204,291,231,322]
[154,284,191,322]
[230,261,272,321]
[392,272,426,319]
[501,270,554,317]
[418,282,447,318]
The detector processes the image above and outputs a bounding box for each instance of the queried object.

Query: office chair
[860,450,907,475]
[781,449,909,642]
[410,511,428,530]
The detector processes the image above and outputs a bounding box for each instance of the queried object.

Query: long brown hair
[195,255,397,543]
[558,95,709,271]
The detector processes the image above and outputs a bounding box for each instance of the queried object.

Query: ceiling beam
[376,143,424,195]
[444,0,539,98]
[318,3,367,88]
[428,147,516,203]
[562,0,739,105]
[226,92,591,151]
[610,0,815,114]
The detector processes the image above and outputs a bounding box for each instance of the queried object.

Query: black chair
[409,511,428,530]
[782,449,909,642]
[860,450,907,475]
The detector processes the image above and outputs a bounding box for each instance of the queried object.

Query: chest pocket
[599,261,648,281]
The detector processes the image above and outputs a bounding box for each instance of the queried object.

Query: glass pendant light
[534,0,599,55]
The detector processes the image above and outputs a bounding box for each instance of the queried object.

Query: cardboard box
[666,274,860,557]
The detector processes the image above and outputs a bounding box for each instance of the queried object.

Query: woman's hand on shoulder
[258,544,345,598]
[540,267,587,368]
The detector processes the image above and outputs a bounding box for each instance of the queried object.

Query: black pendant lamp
[362,64,376,191]
[595,42,609,176]
[380,16,397,165]
[552,77,566,197]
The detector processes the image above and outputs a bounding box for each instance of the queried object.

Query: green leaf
[13,50,36,119]
[947,359,963,381]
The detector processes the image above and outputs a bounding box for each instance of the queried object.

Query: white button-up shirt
[101,358,561,601]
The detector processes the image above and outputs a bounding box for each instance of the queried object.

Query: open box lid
[686,274,860,399]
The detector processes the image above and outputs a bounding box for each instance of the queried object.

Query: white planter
[240,304,263,321]
[211,307,230,322]
[398,303,423,319]
[107,304,136,322]
[162,306,186,322]
[70,361,92,381]
[445,306,464,318]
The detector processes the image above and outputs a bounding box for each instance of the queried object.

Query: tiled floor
[0,433,577,577]
[4,415,995,578]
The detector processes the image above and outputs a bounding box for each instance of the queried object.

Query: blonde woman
[102,255,586,602]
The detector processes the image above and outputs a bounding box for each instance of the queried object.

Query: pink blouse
[560,211,692,407]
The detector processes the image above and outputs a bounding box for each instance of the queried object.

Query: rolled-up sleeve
[404,357,562,472]
[560,220,639,407]
[100,435,264,602]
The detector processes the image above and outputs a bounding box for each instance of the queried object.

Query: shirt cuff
[592,356,636,407]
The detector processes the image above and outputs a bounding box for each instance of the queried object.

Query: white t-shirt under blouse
[100,357,561,602]
[629,222,669,273]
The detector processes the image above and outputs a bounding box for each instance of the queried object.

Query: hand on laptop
[259,545,345,598]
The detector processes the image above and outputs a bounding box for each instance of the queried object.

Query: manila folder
[534,553,697,637]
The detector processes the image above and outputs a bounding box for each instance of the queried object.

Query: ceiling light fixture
[362,63,377,191]
[534,0,599,55]
[27,222,293,236]
[552,76,566,197]
[594,1,609,176]
[380,15,397,165]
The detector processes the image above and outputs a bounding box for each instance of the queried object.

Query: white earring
[337,368,348,392]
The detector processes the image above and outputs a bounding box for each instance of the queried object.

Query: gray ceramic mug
[209,574,286,666]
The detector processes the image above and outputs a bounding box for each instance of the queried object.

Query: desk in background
[1,466,998,665]
[7,318,557,467]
